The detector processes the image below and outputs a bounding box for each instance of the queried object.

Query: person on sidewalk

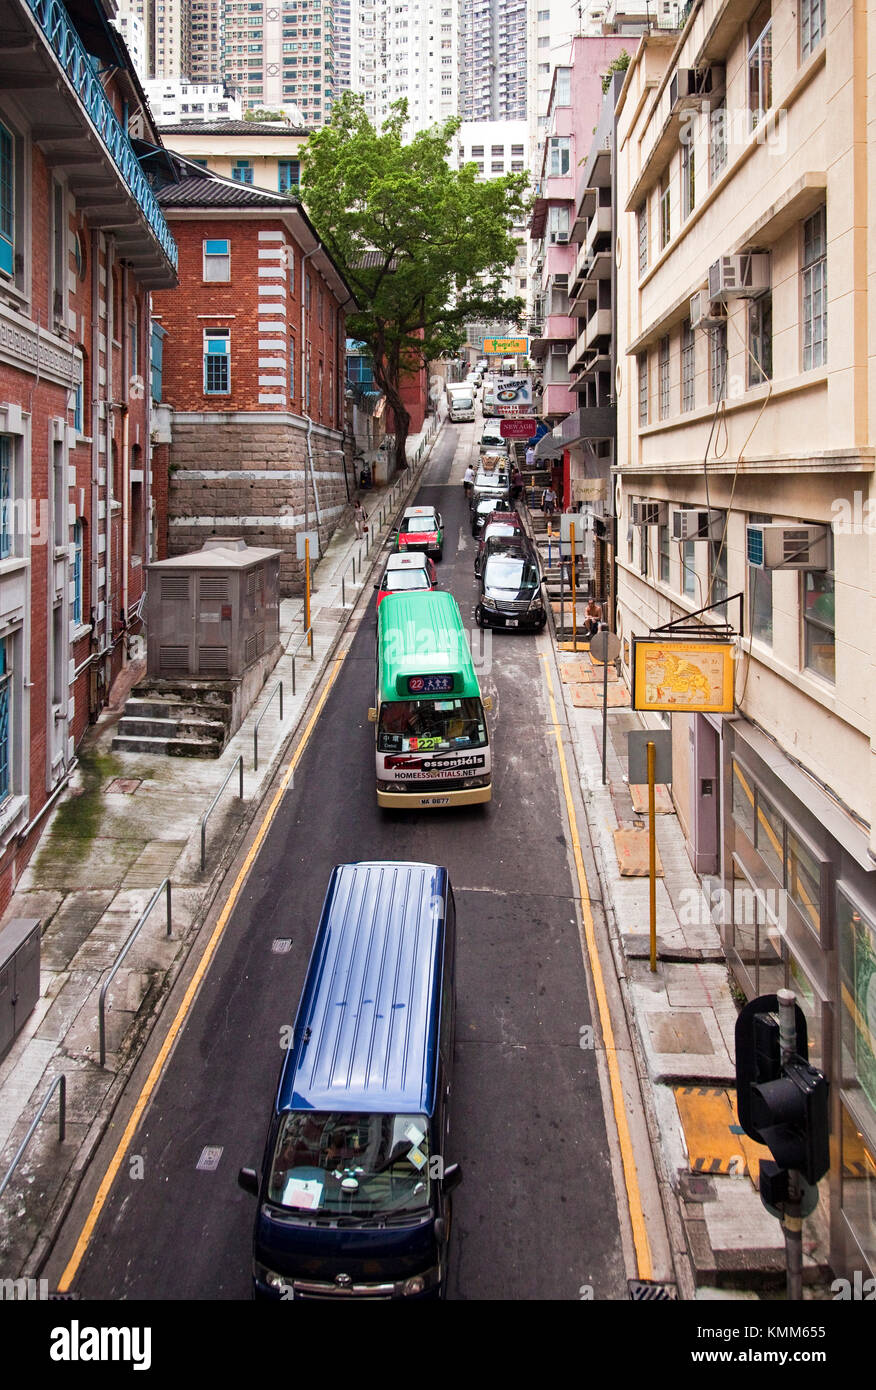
[525,444,536,470]
[584,597,602,639]
[463,463,475,501]
[353,499,368,539]
[541,484,557,518]
[511,467,524,506]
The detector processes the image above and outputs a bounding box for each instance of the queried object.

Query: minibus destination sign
[407,674,455,694]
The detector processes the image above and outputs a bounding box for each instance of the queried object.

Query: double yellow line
[540,653,653,1280]
[58,653,346,1292]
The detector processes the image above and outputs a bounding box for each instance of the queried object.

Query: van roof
[279,861,449,1115]
[376,591,481,702]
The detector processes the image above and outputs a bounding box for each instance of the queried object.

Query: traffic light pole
[778,988,803,1301]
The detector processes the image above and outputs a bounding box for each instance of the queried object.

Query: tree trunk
[370,349,411,477]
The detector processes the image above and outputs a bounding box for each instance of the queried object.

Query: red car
[396,506,444,560]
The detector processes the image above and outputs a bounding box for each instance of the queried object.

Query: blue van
[238,861,461,1299]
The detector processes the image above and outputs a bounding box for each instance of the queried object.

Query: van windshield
[268,1111,432,1216]
[377,696,487,752]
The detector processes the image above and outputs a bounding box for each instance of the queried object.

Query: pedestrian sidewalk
[552,645,834,1296]
[0,411,444,1280]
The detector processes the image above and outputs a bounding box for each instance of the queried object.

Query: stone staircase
[518,454,594,642]
[112,682,234,758]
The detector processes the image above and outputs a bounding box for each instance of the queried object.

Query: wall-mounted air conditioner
[708,253,770,301]
[631,500,666,526]
[550,342,571,354]
[689,289,727,329]
[553,230,570,244]
[672,508,722,541]
[746,524,829,571]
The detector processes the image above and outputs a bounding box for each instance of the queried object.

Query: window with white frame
[72,519,83,626]
[748,1,772,130]
[203,239,230,281]
[659,336,670,419]
[637,204,648,277]
[709,99,728,183]
[0,434,14,559]
[681,136,695,219]
[0,636,10,804]
[203,328,230,394]
[802,207,826,370]
[659,173,670,250]
[637,352,648,428]
[681,320,695,411]
[802,530,834,681]
[800,0,825,59]
[710,321,727,401]
[748,295,772,384]
[555,67,570,106]
[548,136,570,178]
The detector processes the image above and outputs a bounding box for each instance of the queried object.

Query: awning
[534,431,564,460]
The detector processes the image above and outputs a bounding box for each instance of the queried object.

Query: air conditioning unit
[670,66,722,112]
[746,524,829,571]
[554,230,570,244]
[631,500,666,526]
[672,508,722,541]
[553,273,569,287]
[708,253,771,301]
[689,290,726,329]
[550,341,571,355]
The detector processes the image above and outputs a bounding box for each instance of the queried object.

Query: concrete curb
[2,416,446,1281]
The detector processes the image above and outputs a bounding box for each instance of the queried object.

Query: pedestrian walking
[541,484,557,518]
[510,467,524,505]
[525,444,536,470]
[463,463,475,501]
[353,499,368,539]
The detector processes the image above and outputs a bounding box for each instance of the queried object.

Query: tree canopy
[300,92,529,469]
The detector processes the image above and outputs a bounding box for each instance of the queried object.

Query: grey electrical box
[146,540,281,680]
[0,917,41,1061]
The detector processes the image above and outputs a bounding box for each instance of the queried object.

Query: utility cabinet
[146,539,281,680]
[0,918,41,1060]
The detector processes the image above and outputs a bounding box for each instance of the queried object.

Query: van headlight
[482,596,497,610]
[255,1262,295,1296]
[528,593,544,612]
[403,1276,426,1296]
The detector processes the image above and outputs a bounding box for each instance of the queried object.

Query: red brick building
[0,0,177,915]
[151,158,357,592]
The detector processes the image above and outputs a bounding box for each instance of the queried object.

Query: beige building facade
[615,0,875,1281]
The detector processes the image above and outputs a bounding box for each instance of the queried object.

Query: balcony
[6,0,177,286]
[585,308,612,351]
[584,204,612,259]
[561,405,616,446]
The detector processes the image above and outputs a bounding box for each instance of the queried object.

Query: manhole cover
[272,938,293,953]
[196,1146,223,1172]
[107,778,141,794]
[628,1279,677,1300]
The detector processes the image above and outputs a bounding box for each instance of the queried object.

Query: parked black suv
[475,543,546,631]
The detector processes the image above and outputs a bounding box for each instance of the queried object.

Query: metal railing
[98,879,173,1067]
[23,0,177,271]
[253,681,284,772]
[341,554,359,608]
[289,626,314,696]
[0,1075,67,1202]
[200,756,244,873]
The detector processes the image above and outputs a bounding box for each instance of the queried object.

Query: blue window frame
[232,160,254,184]
[72,520,83,625]
[204,329,230,394]
[0,639,10,802]
[151,322,166,403]
[0,436,12,559]
[278,159,300,193]
[0,122,13,278]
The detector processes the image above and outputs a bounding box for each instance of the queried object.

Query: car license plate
[422,796,450,806]
[505,618,519,627]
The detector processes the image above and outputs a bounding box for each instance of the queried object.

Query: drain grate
[628,1279,678,1300]
[196,1146,223,1172]
[272,938,293,953]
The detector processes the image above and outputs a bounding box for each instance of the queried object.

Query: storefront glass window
[732,760,756,843]
[755,787,784,886]
[839,892,876,1111]
[786,828,821,937]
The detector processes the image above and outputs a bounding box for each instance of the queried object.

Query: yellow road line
[540,653,653,1280]
[58,653,347,1292]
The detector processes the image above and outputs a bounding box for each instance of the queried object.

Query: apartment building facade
[157,120,309,195]
[152,159,355,592]
[223,0,335,125]
[615,0,874,1280]
[0,0,177,915]
[348,0,459,134]
[528,37,631,449]
[459,0,527,122]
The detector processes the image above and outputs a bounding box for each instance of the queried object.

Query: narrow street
[51,417,633,1300]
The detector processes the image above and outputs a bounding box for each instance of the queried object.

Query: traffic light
[750,1057,830,1185]
[735,993,830,1188]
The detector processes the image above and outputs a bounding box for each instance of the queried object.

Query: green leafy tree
[602,50,631,94]
[301,92,529,472]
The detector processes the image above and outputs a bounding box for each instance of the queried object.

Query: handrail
[98,879,173,1067]
[253,681,283,772]
[23,0,177,272]
[290,625,314,696]
[200,756,244,873]
[341,554,358,608]
[0,1075,66,1202]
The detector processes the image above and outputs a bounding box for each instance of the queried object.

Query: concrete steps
[112,683,233,758]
